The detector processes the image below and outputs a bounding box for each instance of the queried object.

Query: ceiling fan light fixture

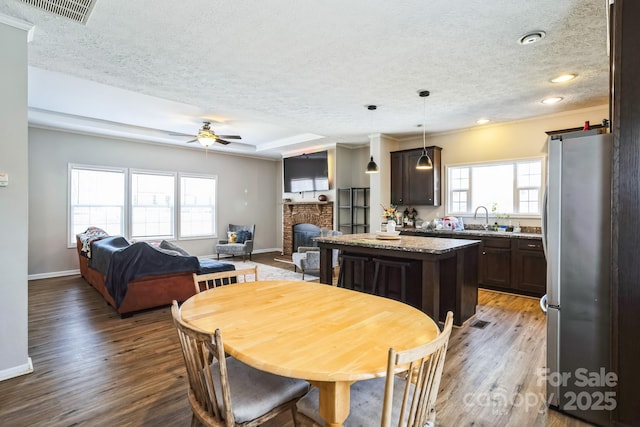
[197,130,215,146]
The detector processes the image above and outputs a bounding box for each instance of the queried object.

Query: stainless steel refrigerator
[541,130,612,426]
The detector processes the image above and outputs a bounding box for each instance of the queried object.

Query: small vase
[386,220,396,232]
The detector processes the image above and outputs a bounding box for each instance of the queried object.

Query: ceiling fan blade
[185,139,198,143]
[216,139,232,145]
[217,135,242,139]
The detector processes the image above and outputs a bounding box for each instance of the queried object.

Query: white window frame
[178,172,218,239]
[67,164,128,247]
[445,156,546,219]
[129,169,177,241]
[68,164,219,248]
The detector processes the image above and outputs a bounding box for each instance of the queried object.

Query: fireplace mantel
[283,201,331,206]
[283,201,331,215]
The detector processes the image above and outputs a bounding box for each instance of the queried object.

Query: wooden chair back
[381,311,454,427]
[170,301,233,426]
[193,266,258,293]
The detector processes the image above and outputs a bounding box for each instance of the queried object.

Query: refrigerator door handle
[540,294,548,314]
[541,187,548,259]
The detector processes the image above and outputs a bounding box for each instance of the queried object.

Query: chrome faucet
[474,205,489,230]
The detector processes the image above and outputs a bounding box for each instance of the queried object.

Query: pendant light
[416,90,433,170]
[365,105,379,174]
[366,156,378,173]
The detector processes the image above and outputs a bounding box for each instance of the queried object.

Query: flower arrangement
[381,204,397,221]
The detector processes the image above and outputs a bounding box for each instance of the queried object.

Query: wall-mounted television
[283,150,329,193]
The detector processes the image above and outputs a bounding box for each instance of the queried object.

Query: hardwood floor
[0,252,592,426]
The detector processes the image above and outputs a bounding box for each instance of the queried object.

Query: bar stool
[337,254,370,292]
[371,257,412,302]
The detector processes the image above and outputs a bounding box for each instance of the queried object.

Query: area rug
[220,259,319,282]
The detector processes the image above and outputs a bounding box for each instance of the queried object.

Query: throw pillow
[159,240,190,256]
[227,231,238,243]
[235,230,252,244]
[156,247,183,257]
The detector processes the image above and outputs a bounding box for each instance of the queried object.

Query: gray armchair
[292,229,341,279]
[216,224,255,261]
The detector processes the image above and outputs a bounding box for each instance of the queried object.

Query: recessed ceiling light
[518,31,546,45]
[476,119,490,125]
[551,74,577,83]
[541,97,563,105]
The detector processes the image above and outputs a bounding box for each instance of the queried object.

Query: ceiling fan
[182,121,242,147]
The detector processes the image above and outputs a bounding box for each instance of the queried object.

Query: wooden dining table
[179,280,440,427]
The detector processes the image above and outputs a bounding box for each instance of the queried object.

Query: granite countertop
[397,227,543,240]
[314,233,481,255]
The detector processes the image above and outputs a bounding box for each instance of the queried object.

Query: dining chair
[193,266,258,293]
[296,311,454,427]
[171,301,309,427]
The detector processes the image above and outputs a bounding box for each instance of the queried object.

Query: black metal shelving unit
[338,187,370,234]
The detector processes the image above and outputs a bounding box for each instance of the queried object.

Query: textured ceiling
[0,0,610,158]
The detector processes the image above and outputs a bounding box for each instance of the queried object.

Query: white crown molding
[0,13,35,42]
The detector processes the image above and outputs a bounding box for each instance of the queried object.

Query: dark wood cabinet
[511,239,546,295]
[479,237,546,296]
[479,238,512,289]
[390,146,442,206]
[390,152,404,205]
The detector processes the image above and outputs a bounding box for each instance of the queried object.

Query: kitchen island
[315,233,481,326]
[399,227,546,297]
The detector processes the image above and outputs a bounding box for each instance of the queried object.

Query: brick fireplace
[282,202,334,255]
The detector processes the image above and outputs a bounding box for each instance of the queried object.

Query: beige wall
[375,105,609,228]
[0,19,31,380]
[28,128,281,276]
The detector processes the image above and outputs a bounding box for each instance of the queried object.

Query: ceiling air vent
[20,0,97,25]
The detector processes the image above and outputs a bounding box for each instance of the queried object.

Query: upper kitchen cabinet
[390,146,442,206]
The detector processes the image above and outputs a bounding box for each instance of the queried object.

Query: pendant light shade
[365,105,380,174]
[416,90,433,170]
[366,156,379,173]
[416,149,433,170]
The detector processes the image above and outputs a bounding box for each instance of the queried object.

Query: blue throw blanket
[90,236,130,275]
[90,237,235,309]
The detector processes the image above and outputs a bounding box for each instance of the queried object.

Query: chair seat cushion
[216,243,248,255]
[212,357,309,424]
[296,376,414,426]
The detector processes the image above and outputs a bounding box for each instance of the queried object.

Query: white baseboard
[28,269,80,281]
[0,357,33,382]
